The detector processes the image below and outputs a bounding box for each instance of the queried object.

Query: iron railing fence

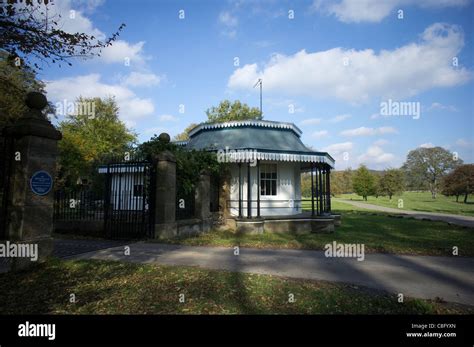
[54,189,105,221]
[226,198,332,217]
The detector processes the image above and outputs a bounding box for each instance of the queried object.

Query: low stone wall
[266,218,334,234]
[177,218,211,237]
[235,219,264,234]
[154,218,212,239]
[232,216,337,234]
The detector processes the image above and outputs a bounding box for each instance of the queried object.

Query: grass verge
[338,191,474,216]
[0,258,471,314]
[157,207,474,257]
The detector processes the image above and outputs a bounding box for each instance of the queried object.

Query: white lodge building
[93,119,337,235]
[180,120,335,219]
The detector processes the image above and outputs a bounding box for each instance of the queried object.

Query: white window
[260,164,277,196]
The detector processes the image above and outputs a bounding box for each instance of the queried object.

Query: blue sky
[41,0,474,170]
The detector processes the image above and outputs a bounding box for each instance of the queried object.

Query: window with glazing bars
[260,164,277,196]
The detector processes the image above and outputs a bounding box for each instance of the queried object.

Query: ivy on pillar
[194,171,211,232]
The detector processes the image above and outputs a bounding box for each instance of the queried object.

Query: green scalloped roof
[184,121,334,164]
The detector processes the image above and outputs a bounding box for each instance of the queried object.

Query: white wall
[228,161,302,217]
[110,173,146,211]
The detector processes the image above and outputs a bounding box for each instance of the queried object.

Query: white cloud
[120,98,154,122]
[312,130,329,139]
[228,23,471,103]
[44,0,105,39]
[455,139,473,148]
[428,102,459,112]
[46,74,155,126]
[357,145,396,167]
[219,11,238,27]
[340,126,397,137]
[300,118,321,125]
[419,143,435,148]
[100,40,149,65]
[73,0,106,13]
[122,72,162,87]
[378,127,398,135]
[312,0,470,23]
[341,127,373,137]
[159,114,178,122]
[330,114,351,122]
[219,11,239,38]
[322,142,354,154]
[42,1,149,66]
[374,139,389,146]
[321,142,354,169]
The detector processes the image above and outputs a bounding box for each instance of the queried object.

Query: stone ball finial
[25,92,47,110]
[158,132,171,144]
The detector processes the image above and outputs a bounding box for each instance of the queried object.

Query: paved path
[71,242,474,306]
[0,239,130,273]
[53,239,132,259]
[335,198,474,228]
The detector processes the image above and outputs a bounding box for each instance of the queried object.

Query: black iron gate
[103,157,156,239]
[0,134,14,239]
[54,155,156,240]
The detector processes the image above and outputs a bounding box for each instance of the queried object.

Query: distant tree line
[302,146,473,204]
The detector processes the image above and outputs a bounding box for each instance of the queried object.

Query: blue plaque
[30,170,53,196]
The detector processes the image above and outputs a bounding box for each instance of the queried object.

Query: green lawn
[0,258,471,314]
[157,200,474,256]
[338,191,474,216]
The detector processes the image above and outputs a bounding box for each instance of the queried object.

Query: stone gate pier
[1,92,61,271]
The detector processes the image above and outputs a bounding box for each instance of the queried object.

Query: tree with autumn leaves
[57,97,136,188]
[441,164,474,203]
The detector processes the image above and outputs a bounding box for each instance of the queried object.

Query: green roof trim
[188,120,302,137]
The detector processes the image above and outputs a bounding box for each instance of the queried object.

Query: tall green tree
[402,147,461,199]
[173,123,198,141]
[205,100,262,123]
[173,100,262,142]
[378,168,405,200]
[330,171,343,196]
[57,97,136,187]
[340,168,353,194]
[441,164,474,203]
[441,171,464,202]
[0,54,54,128]
[352,165,377,201]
